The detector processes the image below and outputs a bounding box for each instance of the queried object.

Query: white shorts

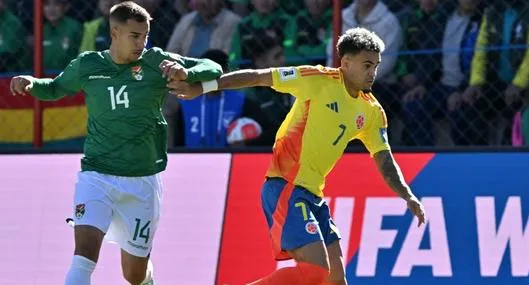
[73,171,163,257]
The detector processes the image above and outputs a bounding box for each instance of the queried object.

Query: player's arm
[168,66,316,100]
[10,56,82,100]
[373,150,413,200]
[158,50,223,83]
[166,68,273,99]
[357,103,426,226]
[177,55,223,83]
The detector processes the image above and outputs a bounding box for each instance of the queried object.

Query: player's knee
[122,267,146,285]
[73,241,100,262]
[74,226,104,262]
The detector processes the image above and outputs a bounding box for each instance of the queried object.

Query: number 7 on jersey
[107,85,130,110]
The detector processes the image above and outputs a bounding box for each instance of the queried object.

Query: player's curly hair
[336,28,385,58]
[110,1,152,23]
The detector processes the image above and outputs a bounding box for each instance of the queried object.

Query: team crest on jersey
[305,221,319,235]
[355,113,365,129]
[131,65,143,81]
[75,203,85,219]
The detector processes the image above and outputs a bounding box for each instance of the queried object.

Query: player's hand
[504,84,522,106]
[402,85,426,103]
[10,75,34,96]
[159,60,188,81]
[167,80,203,100]
[406,195,426,227]
[461,85,482,106]
[447,92,462,111]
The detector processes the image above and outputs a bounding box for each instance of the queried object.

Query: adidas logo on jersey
[326,102,339,113]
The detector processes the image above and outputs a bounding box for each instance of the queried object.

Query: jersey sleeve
[31,54,83,101]
[146,47,223,83]
[357,105,391,157]
[271,65,336,100]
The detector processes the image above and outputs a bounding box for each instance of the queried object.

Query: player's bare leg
[248,240,330,285]
[320,240,347,285]
[64,225,104,285]
[121,250,154,285]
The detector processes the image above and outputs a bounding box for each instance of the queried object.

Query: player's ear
[110,23,119,41]
[340,55,350,69]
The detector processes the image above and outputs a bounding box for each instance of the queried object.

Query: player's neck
[343,78,361,99]
[109,45,130,64]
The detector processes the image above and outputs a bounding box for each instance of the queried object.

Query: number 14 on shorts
[133,218,151,243]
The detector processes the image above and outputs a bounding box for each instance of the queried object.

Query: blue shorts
[261,177,341,260]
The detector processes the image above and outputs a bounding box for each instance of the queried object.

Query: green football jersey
[31,47,222,176]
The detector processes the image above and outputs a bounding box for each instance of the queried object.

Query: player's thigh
[112,174,162,258]
[288,240,330,271]
[73,171,114,261]
[282,188,330,268]
[326,240,347,285]
[74,225,105,262]
[121,250,150,283]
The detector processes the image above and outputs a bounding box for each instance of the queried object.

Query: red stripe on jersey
[270,182,296,260]
[269,100,310,182]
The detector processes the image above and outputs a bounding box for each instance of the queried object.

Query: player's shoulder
[142,47,181,63]
[297,65,341,82]
[73,50,107,67]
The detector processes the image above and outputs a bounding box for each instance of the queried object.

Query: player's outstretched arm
[373,150,426,227]
[10,57,82,101]
[167,68,273,100]
[178,56,223,83]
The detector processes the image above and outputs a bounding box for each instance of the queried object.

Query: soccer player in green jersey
[10,2,222,285]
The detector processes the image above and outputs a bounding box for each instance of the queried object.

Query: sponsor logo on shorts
[128,240,149,251]
[305,221,319,235]
[75,203,85,219]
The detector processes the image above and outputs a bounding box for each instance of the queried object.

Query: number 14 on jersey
[107,85,130,110]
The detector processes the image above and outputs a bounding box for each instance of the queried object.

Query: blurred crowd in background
[0,0,528,149]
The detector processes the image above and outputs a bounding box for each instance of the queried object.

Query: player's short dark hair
[201,49,229,72]
[336,28,385,58]
[109,1,152,24]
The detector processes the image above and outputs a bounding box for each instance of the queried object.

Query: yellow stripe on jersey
[268,65,390,197]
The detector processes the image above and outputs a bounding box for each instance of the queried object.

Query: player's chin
[363,81,374,89]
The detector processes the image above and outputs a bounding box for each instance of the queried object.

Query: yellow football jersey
[266,65,390,197]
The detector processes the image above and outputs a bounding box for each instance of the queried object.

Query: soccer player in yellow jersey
[169,28,426,285]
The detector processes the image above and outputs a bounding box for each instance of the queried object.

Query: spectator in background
[244,35,293,145]
[457,0,529,145]
[166,0,240,58]
[230,0,295,68]
[170,49,266,148]
[67,0,98,22]
[79,0,121,52]
[0,0,27,71]
[137,0,181,48]
[292,0,332,65]
[398,0,447,146]
[229,0,305,17]
[43,0,82,71]
[441,0,484,145]
[327,0,401,84]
